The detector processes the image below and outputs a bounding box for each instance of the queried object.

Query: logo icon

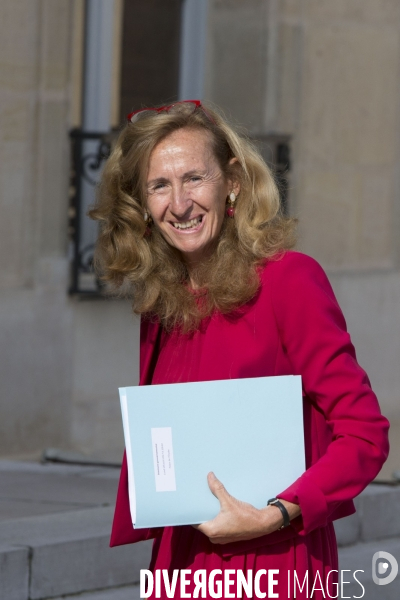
[372,551,398,586]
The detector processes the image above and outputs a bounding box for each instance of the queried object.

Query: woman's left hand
[192,472,301,545]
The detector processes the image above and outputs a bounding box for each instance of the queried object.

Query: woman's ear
[228,157,241,196]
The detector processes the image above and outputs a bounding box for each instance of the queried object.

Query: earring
[144,210,152,236]
[226,191,236,218]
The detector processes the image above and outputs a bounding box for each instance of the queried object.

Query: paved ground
[0,458,120,521]
[0,459,152,600]
[1,448,400,600]
[52,584,141,600]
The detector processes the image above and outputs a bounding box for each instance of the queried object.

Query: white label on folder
[151,427,176,492]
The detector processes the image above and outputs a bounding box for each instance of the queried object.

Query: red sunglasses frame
[127,100,202,123]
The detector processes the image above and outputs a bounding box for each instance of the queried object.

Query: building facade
[1,0,399,466]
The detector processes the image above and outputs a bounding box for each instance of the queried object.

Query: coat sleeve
[271,252,390,535]
[110,451,163,547]
[109,316,164,547]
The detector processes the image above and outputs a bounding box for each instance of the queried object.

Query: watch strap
[267,497,291,529]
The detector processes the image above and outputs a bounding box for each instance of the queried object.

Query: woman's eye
[153,182,167,191]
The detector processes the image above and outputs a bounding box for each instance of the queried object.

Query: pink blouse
[110,251,389,598]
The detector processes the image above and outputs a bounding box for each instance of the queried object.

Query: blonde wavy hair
[89,101,296,331]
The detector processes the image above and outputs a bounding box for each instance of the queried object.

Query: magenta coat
[110,251,389,598]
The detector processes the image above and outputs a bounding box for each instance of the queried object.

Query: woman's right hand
[192,472,300,545]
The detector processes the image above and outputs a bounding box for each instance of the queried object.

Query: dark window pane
[120,0,183,121]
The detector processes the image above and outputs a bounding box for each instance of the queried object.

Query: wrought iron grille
[68,130,291,296]
[68,129,118,295]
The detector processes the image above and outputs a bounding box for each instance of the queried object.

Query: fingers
[194,519,239,545]
[190,473,226,537]
[207,472,230,504]
[192,474,236,542]
[193,517,222,542]
[192,522,208,535]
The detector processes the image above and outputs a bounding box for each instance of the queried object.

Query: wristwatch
[267,497,291,529]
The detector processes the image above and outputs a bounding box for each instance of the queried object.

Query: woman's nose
[169,185,193,217]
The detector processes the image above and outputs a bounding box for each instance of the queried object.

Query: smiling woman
[89,100,295,331]
[89,100,389,600]
[145,128,240,277]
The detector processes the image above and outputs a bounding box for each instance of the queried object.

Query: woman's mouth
[171,215,203,231]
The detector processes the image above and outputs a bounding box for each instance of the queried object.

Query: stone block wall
[0,0,74,454]
[204,0,400,427]
[1,0,399,456]
[0,0,139,457]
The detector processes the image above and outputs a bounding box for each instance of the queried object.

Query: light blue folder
[120,375,305,529]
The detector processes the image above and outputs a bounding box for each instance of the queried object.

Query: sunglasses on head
[127,100,214,124]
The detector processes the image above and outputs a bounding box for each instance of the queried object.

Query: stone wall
[0,0,139,457]
[278,0,400,270]
[0,0,74,454]
[1,0,399,457]
[205,0,400,424]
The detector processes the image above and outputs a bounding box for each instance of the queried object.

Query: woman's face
[146,127,239,267]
